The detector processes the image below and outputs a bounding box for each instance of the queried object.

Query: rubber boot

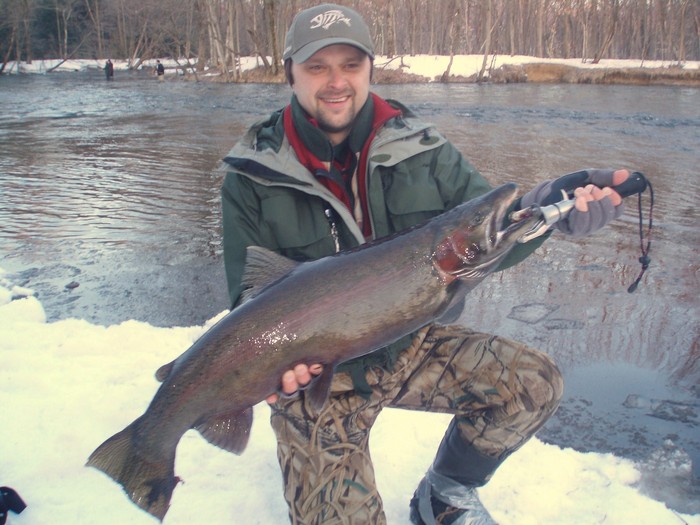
[410,419,500,525]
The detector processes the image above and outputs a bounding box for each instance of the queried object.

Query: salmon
[86,183,539,521]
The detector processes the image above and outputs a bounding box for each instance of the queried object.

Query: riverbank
[4,55,700,86]
[246,55,700,87]
[375,54,700,86]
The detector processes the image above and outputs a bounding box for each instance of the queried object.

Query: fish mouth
[482,183,541,252]
[493,204,541,249]
[482,184,527,251]
[433,183,542,281]
[472,184,541,272]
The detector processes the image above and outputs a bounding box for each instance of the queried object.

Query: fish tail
[86,418,177,521]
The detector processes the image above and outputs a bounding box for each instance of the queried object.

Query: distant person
[156,60,165,80]
[104,59,114,80]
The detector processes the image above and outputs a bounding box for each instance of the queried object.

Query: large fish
[86,183,539,521]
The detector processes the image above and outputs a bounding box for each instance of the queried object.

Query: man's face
[291,44,371,145]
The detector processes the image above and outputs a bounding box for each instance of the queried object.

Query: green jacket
[220,96,545,395]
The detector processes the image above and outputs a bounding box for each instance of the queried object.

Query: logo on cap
[310,10,352,30]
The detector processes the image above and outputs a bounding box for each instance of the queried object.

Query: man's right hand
[266,363,324,404]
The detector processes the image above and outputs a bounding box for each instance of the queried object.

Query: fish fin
[240,246,300,303]
[86,417,178,522]
[306,367,335,412]
[154,360,175,382]
[195,407,253,455]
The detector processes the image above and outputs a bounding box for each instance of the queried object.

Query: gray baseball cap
[283,4,375,63]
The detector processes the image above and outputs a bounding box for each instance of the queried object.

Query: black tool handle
[614,171,648,198]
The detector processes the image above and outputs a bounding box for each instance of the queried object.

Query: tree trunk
[84,0,104,58]
[264,0,279,75]
[677,0,689,62]
[536,0,546,57]
[593,0,619,63]
[408,0,418,56]
[247,28,271,69]
[386,1,396,57]
[1,26,18,73]
[22,0,33,63]
[226,0,239,79]
[477,0,493,82]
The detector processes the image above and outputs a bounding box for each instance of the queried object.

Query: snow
[3,54,698,78]
[1,274,698,525]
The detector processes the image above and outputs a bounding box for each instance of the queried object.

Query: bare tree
[19,0,35,63]
[592,0,619,63]
[406,0,418,55]
[83,0,104,58]
[264,0,280,74]
[477,0,493,81]
[1,1,21,70]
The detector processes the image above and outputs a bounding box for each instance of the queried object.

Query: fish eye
[471,213,484,226]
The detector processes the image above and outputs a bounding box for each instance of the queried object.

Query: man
[221,5,629,524]
[104,59,114,80]
[156,60,165,79]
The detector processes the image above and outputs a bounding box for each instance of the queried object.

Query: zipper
[324,206,341,253]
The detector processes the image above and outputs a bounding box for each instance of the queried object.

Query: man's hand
[571,169,627,211]
[521,168,630,238]
[266,363,324,404]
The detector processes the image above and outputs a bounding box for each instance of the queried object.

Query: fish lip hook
[500,211,542,245]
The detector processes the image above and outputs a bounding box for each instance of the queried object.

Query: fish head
[433,183,540,282]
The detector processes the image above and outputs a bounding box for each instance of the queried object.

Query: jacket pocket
[260,192,331,258]
[382,163,446,231]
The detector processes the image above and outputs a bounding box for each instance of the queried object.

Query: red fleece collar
[283,93,401,238]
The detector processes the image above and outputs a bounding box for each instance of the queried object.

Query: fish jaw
[432,183,538,282]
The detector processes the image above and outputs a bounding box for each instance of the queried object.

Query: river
[1,70,698,514]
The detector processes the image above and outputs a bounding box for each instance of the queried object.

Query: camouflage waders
[269,324,564,525]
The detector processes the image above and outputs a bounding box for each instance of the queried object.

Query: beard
[314,104,356,137]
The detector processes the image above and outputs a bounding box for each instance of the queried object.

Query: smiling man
[220,4,630,524]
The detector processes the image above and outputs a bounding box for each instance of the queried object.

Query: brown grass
[489,63,700,86]
[188,63,700,87]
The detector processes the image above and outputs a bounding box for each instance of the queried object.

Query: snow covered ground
[1,272,697,525]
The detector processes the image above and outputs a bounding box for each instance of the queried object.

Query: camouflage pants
[269,324,563,525]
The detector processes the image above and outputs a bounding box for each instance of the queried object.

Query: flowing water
[1,70,698,513]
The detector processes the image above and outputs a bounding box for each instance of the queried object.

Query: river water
[1,70,698,513]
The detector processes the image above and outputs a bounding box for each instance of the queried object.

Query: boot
[409,472,496,525]
[409,420,501,525]
[0,486,27,525]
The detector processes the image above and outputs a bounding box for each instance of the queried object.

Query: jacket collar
[223,96,436,184]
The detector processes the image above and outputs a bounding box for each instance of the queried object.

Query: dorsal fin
[155,360,176,382]
[240,246,300,303]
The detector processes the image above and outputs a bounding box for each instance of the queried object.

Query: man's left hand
[558,169,628,237]
[521,168,629,238]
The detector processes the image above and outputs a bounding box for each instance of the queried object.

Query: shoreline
[236,62,700,87]
[4,55,700,87]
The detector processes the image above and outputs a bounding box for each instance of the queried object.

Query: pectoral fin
[305,367,335,412]
[195,407,253,455]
